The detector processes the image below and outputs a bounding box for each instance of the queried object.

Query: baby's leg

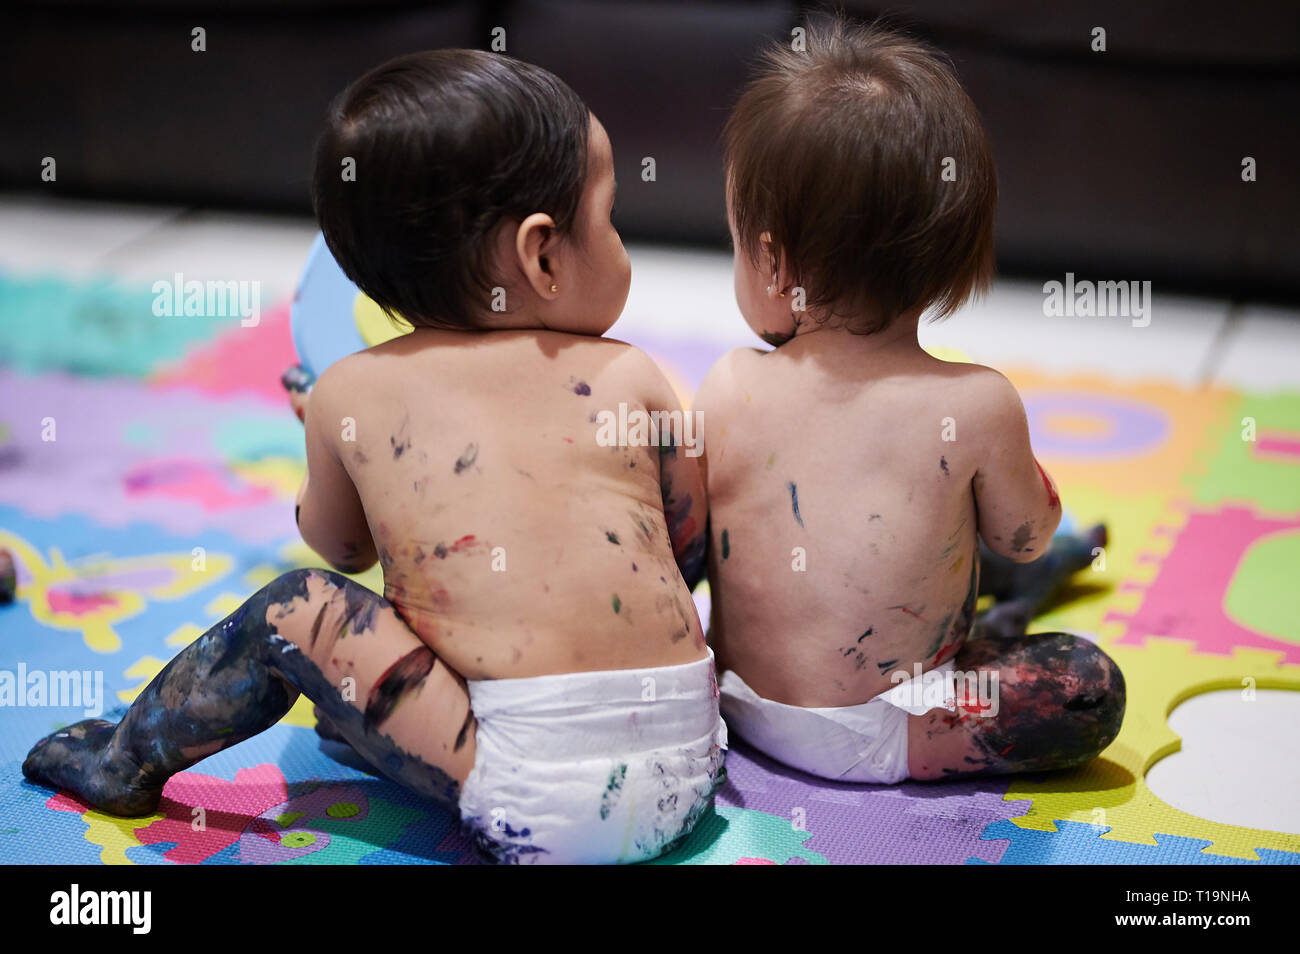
[23,568,475,815]
[906,631,1124,780]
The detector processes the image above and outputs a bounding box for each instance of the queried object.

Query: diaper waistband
[466,649,721,760]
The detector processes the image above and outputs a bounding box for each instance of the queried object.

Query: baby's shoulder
[920,357,1026,429]
[695,347,767,407]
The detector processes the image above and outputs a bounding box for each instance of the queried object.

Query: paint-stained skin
[918,631,1126,777]
[760,330,794,347]
[1010,521,1035,553]
[363,646,437,731]
[660,465,705,588]
[22,569,461,816]
[391,413,412,460]
[1035,459,1060,509]
[839,627,875,672]
[454,443,479,475]
[787,481,804,528]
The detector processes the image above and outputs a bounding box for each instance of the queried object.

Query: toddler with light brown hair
[696,17,1124,783]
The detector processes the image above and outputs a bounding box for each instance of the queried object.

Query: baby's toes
[23,720,161,816]
[23,719,115,785]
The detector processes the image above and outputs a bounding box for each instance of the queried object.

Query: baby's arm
[970,369,1061,562]
[624,348,708,588]
[296,364,378,575]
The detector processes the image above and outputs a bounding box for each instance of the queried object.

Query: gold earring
[550,283,558,292]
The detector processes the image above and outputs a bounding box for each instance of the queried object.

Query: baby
[24,50,724,864]
[695,20,1125,784]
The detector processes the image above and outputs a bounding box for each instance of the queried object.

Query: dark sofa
[2,0,1297,299]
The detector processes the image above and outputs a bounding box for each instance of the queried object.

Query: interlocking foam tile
[1002,369,1233,498]
[149,302,297,405]
[1195,393,1300,516]
[698,742,1032,865]
[975,820,1299,864]
[4,286,1300,863]
[1105,504,1300,663]
[0,271,237,378]
[0,506,283,667]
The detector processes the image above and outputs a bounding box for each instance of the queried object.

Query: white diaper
[718,660,958,784]
[457,649,728,864]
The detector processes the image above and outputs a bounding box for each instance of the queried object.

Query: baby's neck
[788,308,922,356]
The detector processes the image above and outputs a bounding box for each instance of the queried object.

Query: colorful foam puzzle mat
[1,266,1298,865]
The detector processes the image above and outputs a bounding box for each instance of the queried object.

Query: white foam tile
[104,210,319,305]
[0,195,183,277]
[1209,304,1300,391]
[1146,688,1300,836]
[917,278,1231,385]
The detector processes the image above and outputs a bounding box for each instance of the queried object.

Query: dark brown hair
[313,50,590,330]
[724,17,997,333]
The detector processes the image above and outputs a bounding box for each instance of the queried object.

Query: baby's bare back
[700,342,992,707]
[318,329,705,681]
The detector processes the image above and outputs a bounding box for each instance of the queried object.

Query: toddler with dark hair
[696,19,1124,784]
[24,50,723,864]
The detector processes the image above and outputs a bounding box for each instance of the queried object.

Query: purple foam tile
[716,741,1032,865]
[0,368,298,544]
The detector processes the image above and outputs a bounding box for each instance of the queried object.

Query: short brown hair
[724,17,997,333]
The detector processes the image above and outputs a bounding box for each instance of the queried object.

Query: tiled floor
[2,193,1298,835]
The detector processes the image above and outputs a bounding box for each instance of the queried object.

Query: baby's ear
[758,230,799,297]
[512,213,561,302]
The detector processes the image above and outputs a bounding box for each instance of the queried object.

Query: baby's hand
[280,363,316,424]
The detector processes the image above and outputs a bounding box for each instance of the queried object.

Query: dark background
[2,0,1297,300]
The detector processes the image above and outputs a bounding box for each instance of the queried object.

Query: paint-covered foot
[976,599,1031,640]
[0,548,15,604]
[22,720,163,816]
[977,523,1109,638]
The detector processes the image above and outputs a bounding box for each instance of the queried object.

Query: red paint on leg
[1035,459,1060,509]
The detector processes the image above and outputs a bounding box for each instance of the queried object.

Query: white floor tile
[0,195,184,277]
[104,210,318,304]
[1210,304,1300,391]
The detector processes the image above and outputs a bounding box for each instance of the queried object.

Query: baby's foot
[1050,523,1108,574]
[977,600,1032,640]
[23,720,163,816]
